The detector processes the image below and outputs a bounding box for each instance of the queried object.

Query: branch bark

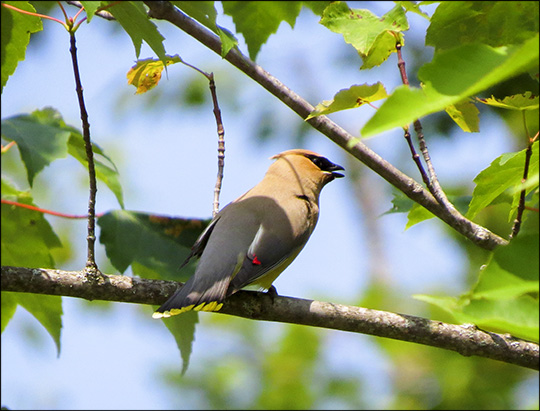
[142,0,508,251]
[2,265,538,371]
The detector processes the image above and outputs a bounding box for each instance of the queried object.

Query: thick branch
[2,265,538,371]
[143,1,507,251]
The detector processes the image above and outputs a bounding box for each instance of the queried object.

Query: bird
[152,149,344,318]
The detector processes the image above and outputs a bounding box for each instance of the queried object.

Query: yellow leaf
[126,55,183,94]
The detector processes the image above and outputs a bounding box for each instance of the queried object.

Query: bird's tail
[152,276,230,318]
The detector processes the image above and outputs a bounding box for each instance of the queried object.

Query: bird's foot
[266,285,278,304]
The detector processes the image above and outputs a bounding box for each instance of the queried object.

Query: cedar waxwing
[153,149,344,318]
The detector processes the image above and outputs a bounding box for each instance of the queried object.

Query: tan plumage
[153,149,344,318]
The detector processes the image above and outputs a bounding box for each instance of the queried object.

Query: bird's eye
[304,154,325,169]
[310,156,324,168]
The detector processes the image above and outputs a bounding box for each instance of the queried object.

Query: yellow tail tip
[152,302,223,318]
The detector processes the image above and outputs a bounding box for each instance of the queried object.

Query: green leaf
[2,107,124,207]
[414,293,539,342]
[302,1,332,16]
[493,233,539,282]
[16,292,63,355]
[415,232,539,342]
[173,1,218,28]
[467,141,539,219]
[1,179,62,268]
[107,1,167,63]
[222,1,303,60]
[1,292,17,333]
[426,1,539,51]
[476,92,539,111]
[405,203,435,229]
[0,1,42,93]
[1,109,70,186]
[66,133,125,209]
[362,35,539,137]
[383,190,414,215]
[79,1,102,23]
[160,311,199,375]
[396,1,430,20]
[98,210,209,280]
[320,2,408,69]
[444,100,480,133]
[473,260,538,300]
[307,83,388,119]
[419,39,539,97]
[462,296,538,342]
[216,26,239,57]
[172,1,239,57]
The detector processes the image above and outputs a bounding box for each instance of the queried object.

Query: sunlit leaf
[415,230,539,342]
[396,1,430,20]
[307,83,387,119]
[127,55,183,94]
[320,2,408,69]
[426,1,539,51]
[362,35,539,137]
[467,141,539,219]
[445,100,480,132]
[476,92,539,111]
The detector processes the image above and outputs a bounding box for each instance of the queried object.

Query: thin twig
[1,265,538,370]
[395,41,453,209]
[510,117,537,239]
[143,1,508,251]
[166,58,225,217]
[208,73,225,217]
[403,126,431,187]
[69,32,100,276]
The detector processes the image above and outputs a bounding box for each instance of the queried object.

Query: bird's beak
[328,163,345,179]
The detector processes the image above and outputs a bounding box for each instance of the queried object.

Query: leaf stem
[2,2,66,27]
[1,199,104,219]
[1,141,16,153]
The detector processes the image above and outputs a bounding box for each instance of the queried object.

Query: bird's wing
[227,220,308,293]
[179,214,221,269]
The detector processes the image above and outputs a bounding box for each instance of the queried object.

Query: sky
[1,2,537,409]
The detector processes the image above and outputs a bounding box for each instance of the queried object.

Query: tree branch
[2,265,538,371]
[142,1,507,251]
